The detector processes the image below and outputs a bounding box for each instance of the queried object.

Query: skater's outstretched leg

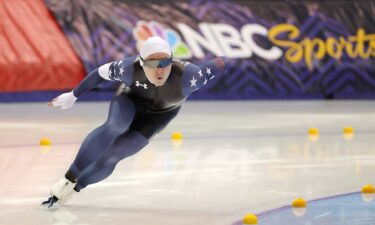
[73,106,180,191]
[42,95,135,207]
[68,94,135,181]
[74,130,148,191]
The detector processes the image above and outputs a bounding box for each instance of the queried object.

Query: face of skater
[142,52,172,87]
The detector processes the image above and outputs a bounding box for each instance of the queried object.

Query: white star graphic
[209,75,215,80]
[118,60,123,65]
[206,67,211,75]
[119,67,124,75]
[190,76,197,87]
[198,70,203,77]
[203,79,208,85]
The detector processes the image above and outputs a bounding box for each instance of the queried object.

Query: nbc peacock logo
[133,21,192,59]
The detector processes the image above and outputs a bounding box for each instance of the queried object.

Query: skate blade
[41,196,59,208]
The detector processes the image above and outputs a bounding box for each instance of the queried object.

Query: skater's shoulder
[172,59,191,68]
[109,55,138,72]
[120,55,139,68]
[105,56,139,84]
[171,59,192,75]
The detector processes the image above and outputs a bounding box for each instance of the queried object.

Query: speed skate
[41,178,77,208]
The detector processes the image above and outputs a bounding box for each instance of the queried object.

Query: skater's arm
[72,68,106,98]
[47,68,106,109]
[73,55,137,98]
[48,56,137,109]
[181,57,228,97]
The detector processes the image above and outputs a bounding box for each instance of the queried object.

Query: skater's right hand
[48,91,77,110]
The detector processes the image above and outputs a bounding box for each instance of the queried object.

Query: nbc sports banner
[45,0,375,99]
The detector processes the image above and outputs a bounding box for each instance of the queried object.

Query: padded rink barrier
[0,0,85,92]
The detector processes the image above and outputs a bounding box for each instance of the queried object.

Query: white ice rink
[1,100,375,225]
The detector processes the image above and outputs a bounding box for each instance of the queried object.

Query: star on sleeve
[190,76,197,87]
[198,70,203,77]
[119,67,124,75]
[206,67,211,75]
[181,57,227,97]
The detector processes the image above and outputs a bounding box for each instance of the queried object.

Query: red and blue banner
[45,0,375,99]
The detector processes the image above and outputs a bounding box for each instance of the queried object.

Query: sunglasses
[140,57,173,68]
